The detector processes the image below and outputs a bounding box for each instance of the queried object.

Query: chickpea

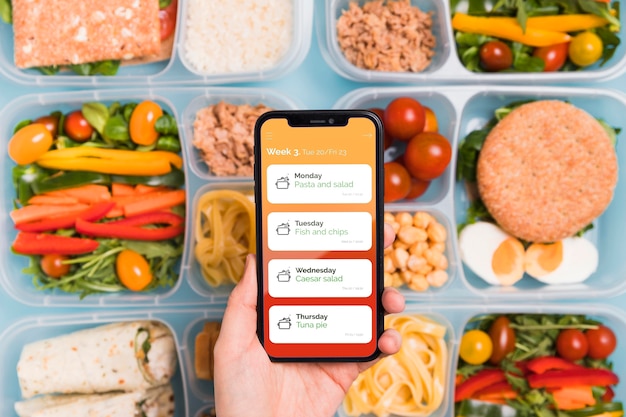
[407,274,429,291]
[412,211,434,229]
[394,240,410,251]
[426,270,448,287]
[383,256,395,273]
[430,242,446,253]
[384,212,396,224]
[391,272,404,287]
[407,254,428,272]
[398,226,428,245]
[424,248,444,269]
[427,221,447,243]
[390,248,409,271]
[395,212,413,227]
[384,272,393,287]
[409,241,429,257]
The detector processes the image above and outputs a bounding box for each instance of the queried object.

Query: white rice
[183,0,294,74]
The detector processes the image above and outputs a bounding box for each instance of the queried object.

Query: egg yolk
[491,237,525,286]
[525,241,564,278]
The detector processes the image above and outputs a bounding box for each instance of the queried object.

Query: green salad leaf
[0,0,11,23]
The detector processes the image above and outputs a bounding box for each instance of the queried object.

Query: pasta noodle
[344,314,448,417]
[194,190,255,286]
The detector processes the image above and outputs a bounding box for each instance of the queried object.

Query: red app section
[259,117,379,358]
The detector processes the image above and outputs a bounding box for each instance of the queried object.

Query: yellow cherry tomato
[460,329,493,365]
[8,123,53,165]
[129,100,163,146]
[116,249,153,291]
[568,32,603,67]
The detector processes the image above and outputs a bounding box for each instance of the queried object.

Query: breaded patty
[477,100,618,243]
[13,0,161,69]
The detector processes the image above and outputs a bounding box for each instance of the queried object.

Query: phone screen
[254,111,383,361]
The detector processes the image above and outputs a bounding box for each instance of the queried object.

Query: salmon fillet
[13,0,161,68]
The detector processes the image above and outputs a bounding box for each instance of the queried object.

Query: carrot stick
[111,183,135,197]
[106,191,169,218]
[134,184,168,194]
[46,184,111,204]
[549,385,596,410]
[123,189,186,217]
[10,204,90,225]
[27,195,80,205]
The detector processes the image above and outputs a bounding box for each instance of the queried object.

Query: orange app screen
[259,117,380,359]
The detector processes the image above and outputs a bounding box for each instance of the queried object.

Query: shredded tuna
[193,102,273,176]
[336,0,436,73]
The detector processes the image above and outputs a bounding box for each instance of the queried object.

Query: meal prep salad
[0,0,177,76]
[8,100,186,298]
[451,0,621,72]
[456,314,621,417]
[456,99,619,287]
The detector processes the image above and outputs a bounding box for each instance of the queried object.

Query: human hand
[213,223,405,417]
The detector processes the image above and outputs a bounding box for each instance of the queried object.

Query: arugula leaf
[512,43,545,72]
[69,60,121,76]
[0,0,11,23]
[578,0,620,28]
[595,26,621,67]
[37,66,60,75]
[516,0,529,30]
[103,114,130,142]
[159,0,172,8]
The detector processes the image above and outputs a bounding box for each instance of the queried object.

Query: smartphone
[254,109,384,361]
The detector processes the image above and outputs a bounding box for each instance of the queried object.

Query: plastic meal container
[317,0,626,84]
[0,87,299,307]
[334,303,626,417]
[0,0,313,86]
[334,85,626,301]
[177,0,314,83]
[181,88,300,182]
[185,180,255,300]
[0,307,225,417]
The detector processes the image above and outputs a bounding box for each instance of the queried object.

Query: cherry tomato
[460,329,493,365]
[403,132,452,181]
[159,0,178,41]
[479,41,513,72]
[64,110,94,142]
[129,100,164,146]
[116,249,153,291]
[8,123,54,165]
[383,97,426,141]
[569,31,603,67]
[488,316,516,364]
[405,177,430,200]
[384,161,411,203]
[423,106,438,133]
[40,254,70,278]
[533,42,569,72]
[585,325,617,359]
[369,108,393,149]
[34,115,60,137]
[556,328,589,361]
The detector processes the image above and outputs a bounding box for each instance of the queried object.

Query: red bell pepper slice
[12,232,99,255]
[526,356,586,374]
[15,202,116,233]
[528,368,619,389]
[76,213,185,241]
[455,369,507,403]
[474,380,518,401]
[105,212,184,227]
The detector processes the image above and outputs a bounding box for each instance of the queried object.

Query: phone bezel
[253,109,385,362]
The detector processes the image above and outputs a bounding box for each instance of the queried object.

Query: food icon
[277,269,291,282]
[275,176,290,189]
[276,222,290,235]
[277,317,291,330]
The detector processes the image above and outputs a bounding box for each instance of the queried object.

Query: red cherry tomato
[405,177,430,200]
[159,0,178,41]
[585,325,617,359]
[384,162,411,203]
[488,316,516,364]
[533,42,569,72]
[34,115,60,137]
[556,329,589,361]
[403,132,452,181]
[64,110,94,143]
[40,254,70,278]
[129,100,164,146]
[369,108,393,149]
[479,41,513,72]
[383,97,426,141]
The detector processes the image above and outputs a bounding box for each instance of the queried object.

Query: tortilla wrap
[17,321,177,398]
[14,383,174,417]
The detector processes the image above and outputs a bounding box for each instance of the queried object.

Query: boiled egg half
[459,221,598,286]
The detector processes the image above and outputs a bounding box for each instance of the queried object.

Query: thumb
[218,254,259,346]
